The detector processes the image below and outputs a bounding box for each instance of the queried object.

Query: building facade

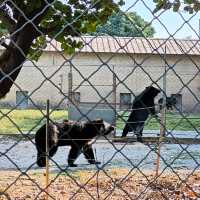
[0,36,199,113]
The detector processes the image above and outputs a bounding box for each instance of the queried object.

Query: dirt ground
[0,169,200,200]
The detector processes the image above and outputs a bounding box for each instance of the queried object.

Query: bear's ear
[95,118,103,124]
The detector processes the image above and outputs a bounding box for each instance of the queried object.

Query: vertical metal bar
[68,73,72,100]
[68,64,73,101]
[113,66,117,136]
[68,65,73,120]
[45,99,50,200]
[59,74,63,92]
[199,19,200,37]
[155,46,167,176]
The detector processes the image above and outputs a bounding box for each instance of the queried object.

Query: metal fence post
[45,99,50,200]
[155,46,167,176]
[68,66,73,120]
[113,66,117,136]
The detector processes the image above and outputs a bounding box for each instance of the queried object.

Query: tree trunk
[0,24,38,98]
[0,0,52,99]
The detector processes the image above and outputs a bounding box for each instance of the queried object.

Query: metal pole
[59,74,63,92]
[113,66,117,136]
[69,64,73,101]
[68,65,73,120]
[155,46,167,176]
[68,72,73,101]
[199,19,200,37]
[45,99,50,200]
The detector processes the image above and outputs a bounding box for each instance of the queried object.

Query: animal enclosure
[0,0,200,200]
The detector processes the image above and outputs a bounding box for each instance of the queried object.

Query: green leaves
[0,22,9,36]
[28,34,84,60]
[61,37,83,55]
[28,36,46,61]
[153,0,172,13]
[82,21,98,33]
[39,0,120,56]
[153,0,200,13]
[90,11,155,37]
[2,0,120,60]
[26,0,42,12]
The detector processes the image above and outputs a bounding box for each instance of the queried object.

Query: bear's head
[84,119,114,138]
[145,86,160,98]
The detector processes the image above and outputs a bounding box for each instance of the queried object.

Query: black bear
[158,96,177,110]
[35,119,114,167]
[121,86,160,142]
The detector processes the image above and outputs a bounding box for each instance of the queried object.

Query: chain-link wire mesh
[0,0,200,199]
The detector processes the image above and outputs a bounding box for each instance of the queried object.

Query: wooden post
[155,46,167,176]
[113,66,117,136]
[45,99,50,200]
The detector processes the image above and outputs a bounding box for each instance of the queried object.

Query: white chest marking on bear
[52,124,59,143]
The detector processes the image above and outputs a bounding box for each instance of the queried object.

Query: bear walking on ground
[121,86,160,142]
[35,119,114,167]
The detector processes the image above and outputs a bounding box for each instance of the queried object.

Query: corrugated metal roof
[1,36,199,55]
[44,36,200,55]
[1,36,200,58]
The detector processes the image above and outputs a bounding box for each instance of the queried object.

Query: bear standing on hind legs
[35,119,114,167]
[121,86,160,142]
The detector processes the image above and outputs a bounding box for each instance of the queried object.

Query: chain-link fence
[0,0,200,199]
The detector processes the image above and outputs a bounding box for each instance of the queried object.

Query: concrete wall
[0,50,199,113]
[69,52,200,113]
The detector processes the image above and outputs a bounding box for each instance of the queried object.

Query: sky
[121,0,200,39]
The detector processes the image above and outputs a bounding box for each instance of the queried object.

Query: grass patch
[0,109,68,134]
[0,109,199,134]
[116,112,200,131]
